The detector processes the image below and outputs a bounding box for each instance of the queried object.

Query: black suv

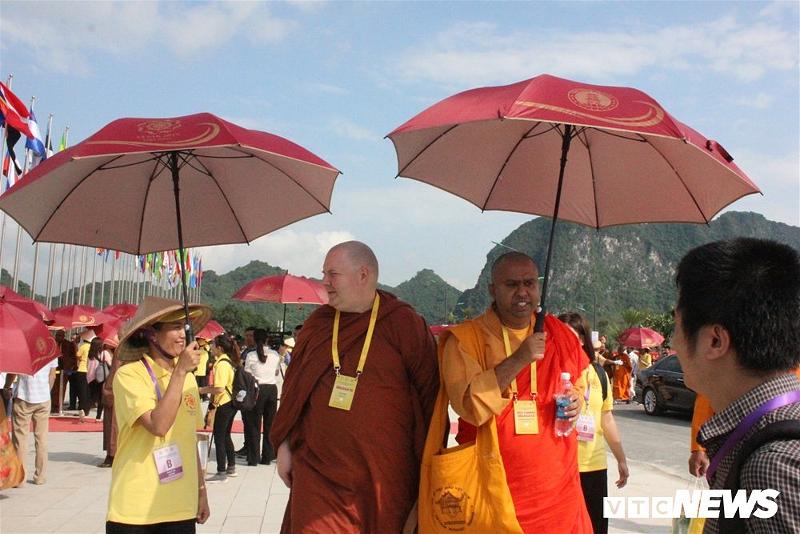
[635,354,696,416]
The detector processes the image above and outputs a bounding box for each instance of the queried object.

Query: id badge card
[329,374,358,411]
[576,413,596,442]
[153,443,184,484]
[513,400,538,435]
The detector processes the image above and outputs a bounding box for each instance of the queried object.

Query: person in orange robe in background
[688,366,800,476]
[611,348,633,402]
[269,241,439,533]
[440,252,591,534]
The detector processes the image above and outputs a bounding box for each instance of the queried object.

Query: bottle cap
[560,372,571,380]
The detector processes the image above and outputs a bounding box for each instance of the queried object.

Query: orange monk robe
[690,367,800,452]
[269,291,439,534]
[612,352,633,401]
[441,310,592,534]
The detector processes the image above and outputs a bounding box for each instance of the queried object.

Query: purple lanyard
[141,359,163,401]
[706,389,800,482]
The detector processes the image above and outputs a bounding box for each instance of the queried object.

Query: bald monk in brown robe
[270,241,439,533]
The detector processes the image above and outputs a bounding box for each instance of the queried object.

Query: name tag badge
[153,443,184,484]
[576,414,596,442]
[513,400,538,435]
[329,374,358,411]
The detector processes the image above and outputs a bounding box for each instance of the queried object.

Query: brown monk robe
[270,290,439,533]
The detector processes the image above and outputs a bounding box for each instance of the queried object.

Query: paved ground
[0,403,691,533]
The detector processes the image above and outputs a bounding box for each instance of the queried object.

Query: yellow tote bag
[417,326,523,533]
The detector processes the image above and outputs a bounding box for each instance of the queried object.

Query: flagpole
[67,245,77,304]
[57,244,66,307]
[0,74,13,279]
[109,252,117,305]
[46,243,55,307]
[90,249,97,307]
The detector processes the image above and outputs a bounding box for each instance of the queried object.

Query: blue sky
[1,1,798,291]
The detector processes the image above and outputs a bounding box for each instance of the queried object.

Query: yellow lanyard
[501,323,537,401]
[331,293,380,377]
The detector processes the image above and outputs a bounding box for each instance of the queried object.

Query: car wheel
[643,388,664,416]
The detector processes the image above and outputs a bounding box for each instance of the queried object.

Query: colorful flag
[25,109,46,158]
[58,128,68,151]
[0,82,33,138]
[2,153,20,192]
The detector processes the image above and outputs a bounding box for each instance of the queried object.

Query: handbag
[417,325,523,534]
[95,360,110,383]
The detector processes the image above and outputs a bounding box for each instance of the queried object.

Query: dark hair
[254,328,269,363]
[215,335,241,367]
[558,312,594,363]
[244,327,257,334]
[88,337,104,360]
[675,238,800,373]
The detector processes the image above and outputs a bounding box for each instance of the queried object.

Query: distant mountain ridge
[454,211,800,326]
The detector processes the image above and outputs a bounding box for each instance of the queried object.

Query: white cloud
[199,229,354,279]
[329,117,380,141]
[730,92,775,110]
[0,1,296,74]
[394,17,798,87]
[725,148,800,225]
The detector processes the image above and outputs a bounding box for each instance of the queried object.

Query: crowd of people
[0,236,798,534]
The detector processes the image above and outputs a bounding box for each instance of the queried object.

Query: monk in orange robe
[440,252,591,533]
[611,350,633,401]
[270,241,438,533]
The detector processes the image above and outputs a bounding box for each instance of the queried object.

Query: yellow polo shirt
[108,354,204,524]
[212,355,234,407]
[195,348,209,378]
[76,342,90,373]
[578,364,614,472]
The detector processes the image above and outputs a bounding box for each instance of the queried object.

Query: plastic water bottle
[554,372,573,437]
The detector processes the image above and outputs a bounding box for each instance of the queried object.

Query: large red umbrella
[102,303,138,320]
[0,298,59,374]
[0,112,340,340]
[233,274,328,332]
[619,326,665,349]
[388,74,759,330]
[51,304,113,329]
[0,285,54,323]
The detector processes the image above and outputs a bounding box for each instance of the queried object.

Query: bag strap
[592,362,608,401]
[719,419,800,534]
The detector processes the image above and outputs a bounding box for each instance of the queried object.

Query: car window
[660,356,682,373]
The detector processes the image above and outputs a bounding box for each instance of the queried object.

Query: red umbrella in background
[93,317,126,345]
[196,320,225,341]
[102,303,138,320]
[233,274,328,332]
[618,326,665,349]
[0,285,54,323]
[430,324,451,336]
[51,304,113,329]
[0,298,59,374]
[388,74,759,331]
[0,112,340,342]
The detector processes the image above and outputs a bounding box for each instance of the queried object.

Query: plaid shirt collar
[697,373,800,454]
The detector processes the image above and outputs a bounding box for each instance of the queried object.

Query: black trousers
[70,372,90,415]
[244,384,278,464]
[89,380,104,418]
[580,468,608,534]
[212,402,236,472]
[106,519,195,533]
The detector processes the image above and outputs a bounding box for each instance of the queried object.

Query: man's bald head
[323,241,379,313]
[329,241,379,281]
[491,251,537,283]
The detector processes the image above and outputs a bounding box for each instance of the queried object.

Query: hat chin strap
[144,329,178,360]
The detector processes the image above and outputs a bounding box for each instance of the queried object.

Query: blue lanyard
[141,358,163,401]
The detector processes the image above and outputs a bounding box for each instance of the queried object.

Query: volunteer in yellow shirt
[108,297,211,533]
[560,313,629,534]
[206,335,241,479]
[74,332,93,422]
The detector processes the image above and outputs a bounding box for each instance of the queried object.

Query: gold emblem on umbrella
[568,89,618,112]
[88,121,221,148]
[514,99,665,128]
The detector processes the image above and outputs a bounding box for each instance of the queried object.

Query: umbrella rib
[136,155,170,254]
[481,122,544,211]
[642,139,709,223]
[577,128,602,229]
[33,154,127,243]
[97,155,162,171]
[224,146,333,215]
[396,125,459,177]
[188,151,251,243]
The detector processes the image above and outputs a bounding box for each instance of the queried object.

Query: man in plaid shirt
[673,238,800,533]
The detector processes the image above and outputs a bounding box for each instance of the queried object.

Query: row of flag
[0,80,67,191]
[95,247,204,289]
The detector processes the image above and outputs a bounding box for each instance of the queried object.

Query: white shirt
[16,358,58,404]
[245,346,281,385]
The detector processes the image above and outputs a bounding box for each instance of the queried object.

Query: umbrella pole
[169,152,194,343]
[534,124,573,333]
[282,304,287,335]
